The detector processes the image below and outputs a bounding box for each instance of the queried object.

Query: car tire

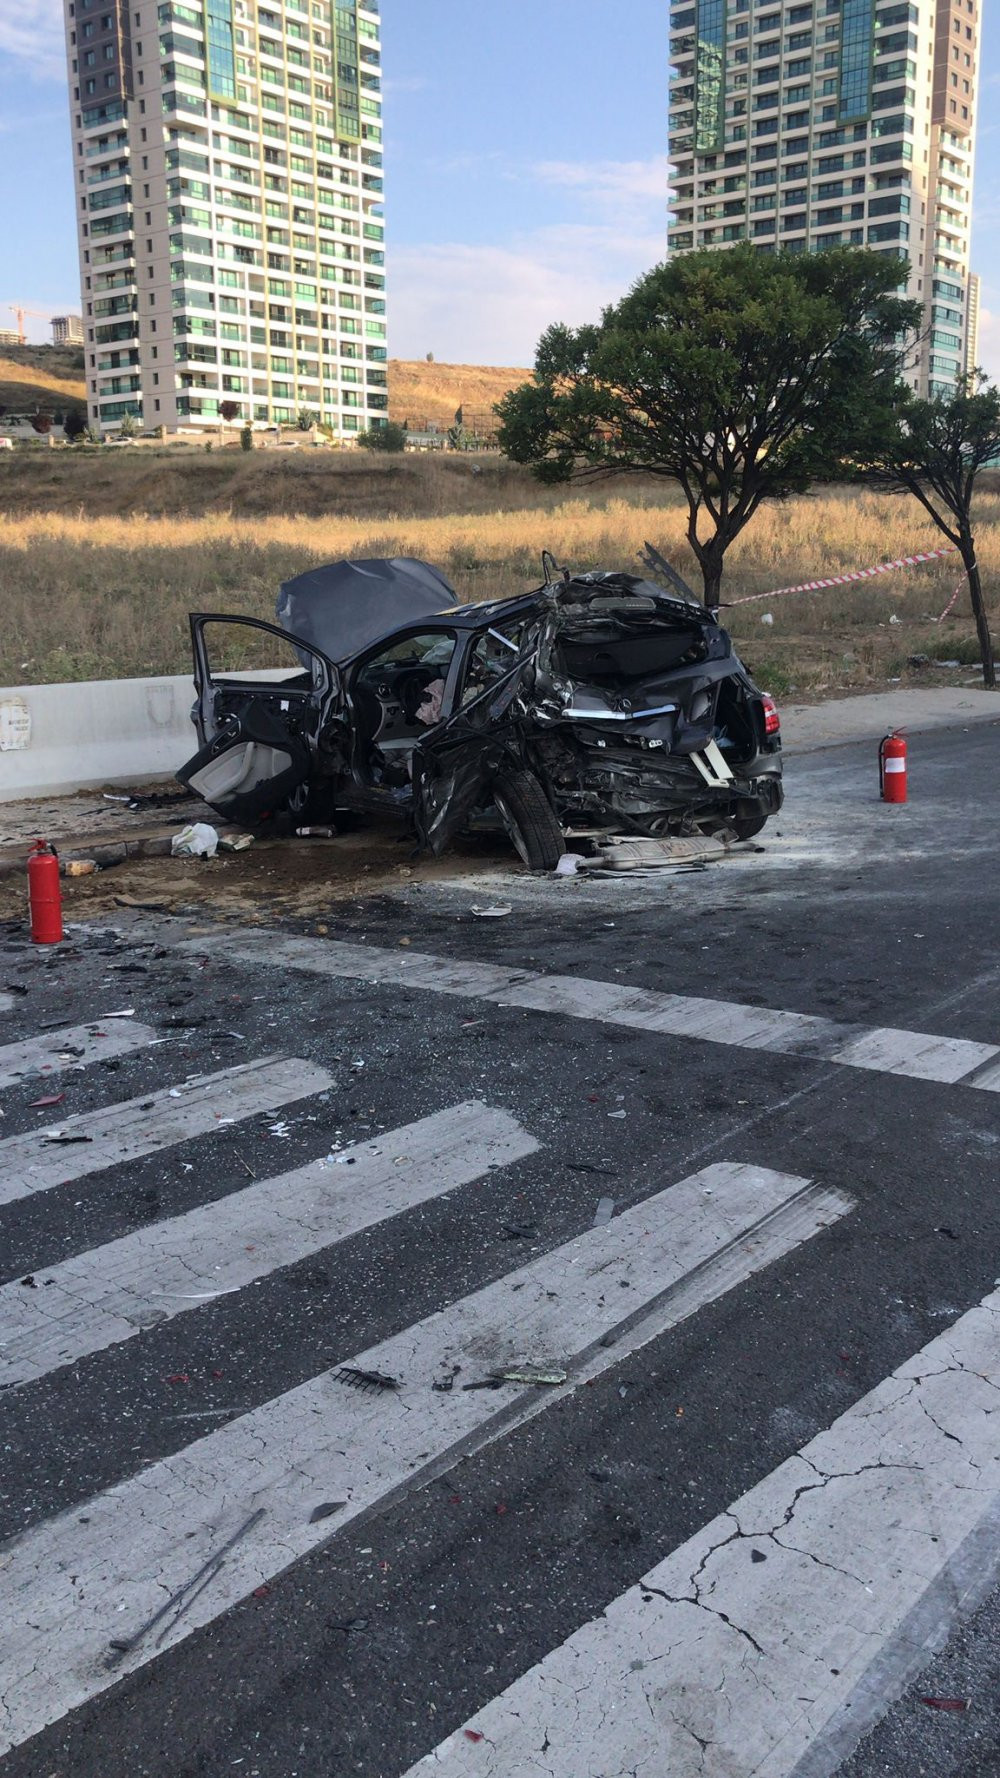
[731,812,769,841]
[493,771,564,871]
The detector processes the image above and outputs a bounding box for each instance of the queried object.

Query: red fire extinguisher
[879,730,907,804]
[28,840,63,944]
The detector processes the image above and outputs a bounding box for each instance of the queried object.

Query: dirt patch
[0,821,518,928]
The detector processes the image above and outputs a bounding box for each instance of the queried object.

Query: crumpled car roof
[276,557,459,662]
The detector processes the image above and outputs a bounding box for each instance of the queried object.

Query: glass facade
[335,3,361,140]
[838,0,875,121]
[204,0,236,100]
[694,0,725,153]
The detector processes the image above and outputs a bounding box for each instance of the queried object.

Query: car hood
[275,556,459,663]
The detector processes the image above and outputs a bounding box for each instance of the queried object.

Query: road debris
[919,1696,971,1712]
[106,1507,266,1662]
[501,1222,537,1240]
[28,1093,66,1108]
[592,1196,615,1227]
[171,823,220,859]
[308,1501,347,1523]
[336,1366,399,1394]
[470,905,512,918]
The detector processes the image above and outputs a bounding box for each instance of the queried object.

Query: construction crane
[6,306,48,345]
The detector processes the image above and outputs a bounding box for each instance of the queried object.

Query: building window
[839,0,875,121]
[694,0,726,153]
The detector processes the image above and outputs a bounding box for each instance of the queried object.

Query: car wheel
[731,813,769,841]
[493,771,564,871]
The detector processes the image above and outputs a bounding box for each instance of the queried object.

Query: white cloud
[389,154,669,364]
[388,219,666,365]
[532,156,671,225]
[0,0,66,80]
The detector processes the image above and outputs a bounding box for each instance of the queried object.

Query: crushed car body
[177,553,783,869]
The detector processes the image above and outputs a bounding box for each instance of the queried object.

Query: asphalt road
[2,718,1000,1778]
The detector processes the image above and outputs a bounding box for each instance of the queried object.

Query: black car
[177,554,783,869]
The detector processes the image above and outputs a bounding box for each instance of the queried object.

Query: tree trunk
[962,538,996,690]
[702,568,723,611]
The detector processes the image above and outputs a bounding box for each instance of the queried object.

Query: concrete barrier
[0,675,195,803]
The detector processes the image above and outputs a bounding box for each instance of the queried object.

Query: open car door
[410,646,536,855]
[177,614,339,826]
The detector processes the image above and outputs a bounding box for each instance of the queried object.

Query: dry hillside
[0,355,87,417]
[388,360,530,431]
[0,348,527,432]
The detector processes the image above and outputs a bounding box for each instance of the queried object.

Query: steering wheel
[397,668,434,722]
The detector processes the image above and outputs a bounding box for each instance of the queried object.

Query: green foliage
[358,420,408,453]
[296,406,319,431]
[240,424,254,453]
[497,245,921,605]
[63,410,87,443]
[117,411,140,439]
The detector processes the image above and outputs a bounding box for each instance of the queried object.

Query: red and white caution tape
[933,581,964,623]
[724,544,959,607]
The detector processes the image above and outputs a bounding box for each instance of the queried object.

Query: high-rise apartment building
[61,0,386,435]
[668,0,979,397]
[51,315,85,344]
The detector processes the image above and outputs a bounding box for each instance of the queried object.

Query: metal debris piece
[336,1366,399,1394]
[492,1366,568,1387]
[501,1222,537,1240]
[28,1093,65,1108]
[920,1696,970,1712]
[470,905,512,918]
[42,1132,93,1145]
[592,1196,615,1228]
[106,1507,266,1663]
[308,1501,347,1523]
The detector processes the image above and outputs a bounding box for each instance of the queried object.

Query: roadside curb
[0,833,174,879]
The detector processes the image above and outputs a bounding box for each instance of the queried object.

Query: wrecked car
[177,553,783,869]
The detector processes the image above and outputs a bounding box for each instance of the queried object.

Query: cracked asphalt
[2,721,1000,1777]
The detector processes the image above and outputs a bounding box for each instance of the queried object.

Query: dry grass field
[1,452,996,693]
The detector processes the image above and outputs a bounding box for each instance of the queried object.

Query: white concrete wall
[0,675,195,802]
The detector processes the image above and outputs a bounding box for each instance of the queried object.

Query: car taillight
[762,693,781,737]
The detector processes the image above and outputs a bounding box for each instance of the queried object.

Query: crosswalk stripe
[0,1161,849,1755]
[0,1056,332,1211]
[0,1019,160,1092]
[405,1294,1000,1778]
[0,1101,538,1390]
[178,932,1000,1090]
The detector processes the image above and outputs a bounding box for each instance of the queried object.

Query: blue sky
[1,0,997,375]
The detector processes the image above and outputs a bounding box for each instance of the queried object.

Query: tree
[63,409,87,443]
[240,423,254,452]
[496,245,922,608]
[358,420,407,453]
[219,400,241,424]
[30,410,53,435]
[117,411,140,438]
[296,406,318,431]
[860,373,1000,689]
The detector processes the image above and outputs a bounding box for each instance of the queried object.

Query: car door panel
[177,614,339,823]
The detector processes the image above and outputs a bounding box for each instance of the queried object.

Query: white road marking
[0,1102,538,1389]
[0,1162,848,1755]
[0,1019,160,1091]
[0,1057,332,1209]
[405,1297,1000,1778]
[178,933,1000,1090]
